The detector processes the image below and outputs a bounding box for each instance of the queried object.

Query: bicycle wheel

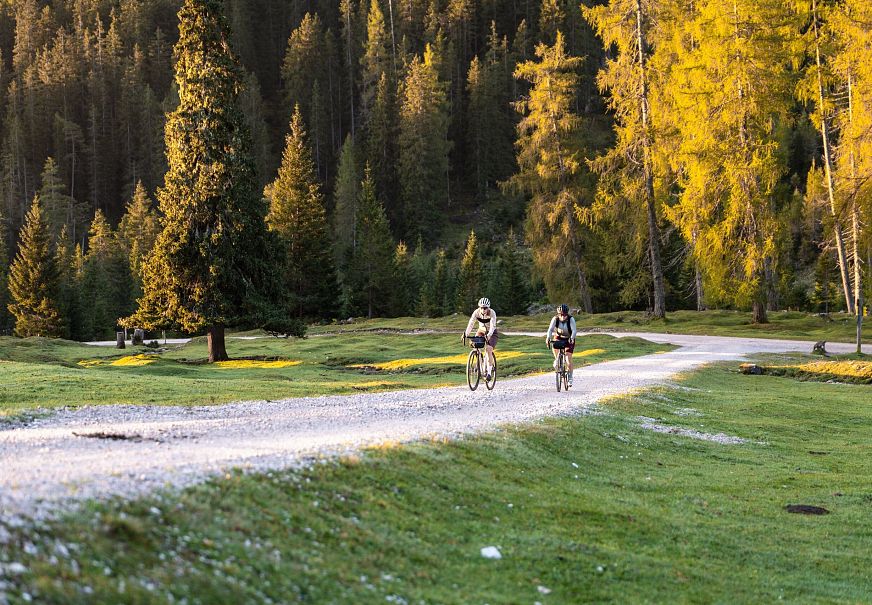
[562,365,570,390]
[485,356,497,390]
[466,349,481,391]
[556,352,563,392]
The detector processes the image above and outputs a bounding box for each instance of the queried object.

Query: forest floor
[1,345,870,603]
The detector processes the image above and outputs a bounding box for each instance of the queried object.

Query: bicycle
[464,335,497,391]
[549,339,570,392]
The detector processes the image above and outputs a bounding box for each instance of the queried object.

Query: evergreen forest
[0,0,870,340]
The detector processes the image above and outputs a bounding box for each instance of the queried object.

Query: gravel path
[1,332,867,522]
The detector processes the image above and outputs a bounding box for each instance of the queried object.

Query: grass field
[0,333,668,419]
[2,363,870,603]
[308,309,872,343]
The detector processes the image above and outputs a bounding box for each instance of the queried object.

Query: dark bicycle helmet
[557,303,570,315]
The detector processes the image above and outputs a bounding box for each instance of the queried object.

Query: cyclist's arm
[487,311,497,337]
[464,312,477,337]
[570,317,577,341]
[546,316,557,341]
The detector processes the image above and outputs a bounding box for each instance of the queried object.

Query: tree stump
[739,363,764,375]
[812,341,828,356]
[132,329,145,346]
[116,332,126,349]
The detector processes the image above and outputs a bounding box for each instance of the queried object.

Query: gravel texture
[1,332,867,523]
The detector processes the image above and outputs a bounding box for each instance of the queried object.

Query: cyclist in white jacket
[462,297,498,379]
[546,304,577,387]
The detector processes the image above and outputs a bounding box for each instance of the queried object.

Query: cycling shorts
[554,337,574,353]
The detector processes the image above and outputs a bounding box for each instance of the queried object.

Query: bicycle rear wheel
[485,356,497,390]
[467,350,481,391]
[562,366,570,390]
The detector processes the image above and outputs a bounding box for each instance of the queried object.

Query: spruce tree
[81,210,134,340]
[348,166,395,318]
[118,181,160,296]
[391,240,415,317]
[266,106,338,319]
[39,156,89,243]
[0,208,11,334]
[493,227,533,315]
[333,135,361,272]
[54,225,82,341]
[398,44,451,243]
[8,197,63,337]
[455,229,482,312]
[126,0,284,361]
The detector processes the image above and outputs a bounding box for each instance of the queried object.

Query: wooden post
[116,332,126,349]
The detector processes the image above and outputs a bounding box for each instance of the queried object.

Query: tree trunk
[207,325,229,362]
[752,299,768,325]
[695,260,705,311]
[635,0,666,319]
[564,206,593,313]
[847,68,863,353]
[812,0,853,314]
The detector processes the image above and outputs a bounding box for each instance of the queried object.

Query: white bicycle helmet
[478,297,491,308]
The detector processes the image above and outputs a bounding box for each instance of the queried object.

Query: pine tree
[347,165,395,318]
[54,225,82,340]
[125,0,285,362]
[81,210,134,340]
[391,240,415,316]
[455,229,482,312]
[508,32,594,313]
[8,197,63,337]
[266,106,338,320]
[360,0,392,124]
[493,226,533,315]
[333,134,361,272]
[39,156,89,243]
[398,44,451,243]
[117,181,160,295]
[0,208,11,334]
[367,72,399,226]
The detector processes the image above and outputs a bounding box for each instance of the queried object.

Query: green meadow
[0,332,668,419]
[3,362,870,603]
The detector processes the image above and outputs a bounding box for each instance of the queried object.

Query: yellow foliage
[793,360,872,380]
[78,355,158,367]
[111,355,158,367]
[575,348,606,357]
[214,360,302,369]
[353,351,526,370]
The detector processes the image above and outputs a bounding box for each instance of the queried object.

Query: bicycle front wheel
[485,356,497,390]
[467,350,481,391]
[556,352,563,392]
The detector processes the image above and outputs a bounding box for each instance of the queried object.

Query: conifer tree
[391,240,416,316]
[367,72,399,225]
[126,0,285,361]
[398,44,451,243]
[54,225,82,340]
[583,0,667,318]
[81,210,134,340]
[360,0,392,123]
[455,229,482,312]
[39,156,89,243]
[347,165,395,318]
[266,105,338,319]
[8,197,63,337]
[493,226,533,315]
[118,181,160,295]
[0,208,11,333]
[508,32,593,313]
[333,135,361,270]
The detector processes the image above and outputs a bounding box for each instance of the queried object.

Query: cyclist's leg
[565,341,575,385]
[486,332,498,369]
[485,344,495,373]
